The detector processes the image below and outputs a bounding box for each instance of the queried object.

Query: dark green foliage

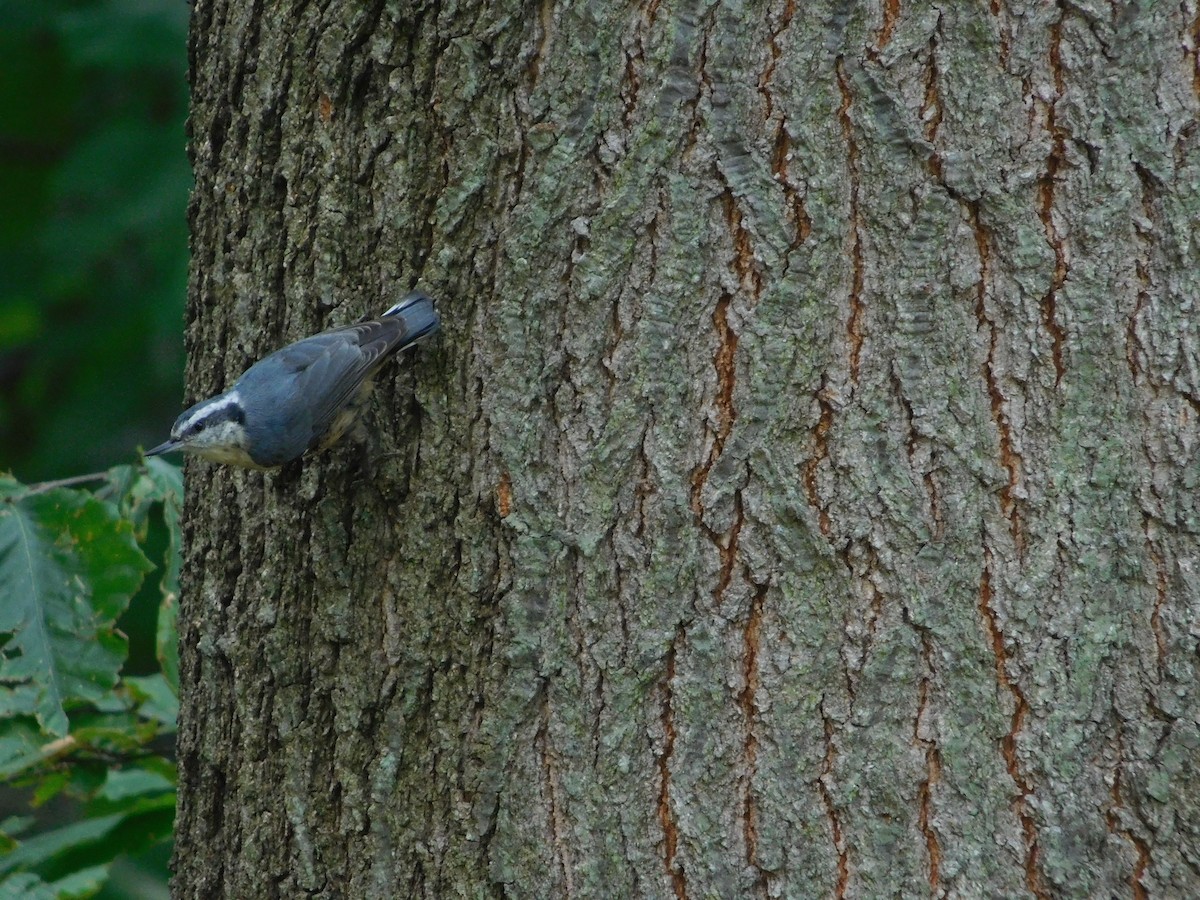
[1,4,187,890]
[0,465,181,898]
[0,0,190,481]
[0,475,152,736]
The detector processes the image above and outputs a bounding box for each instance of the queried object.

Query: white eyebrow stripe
[177,390,242,434]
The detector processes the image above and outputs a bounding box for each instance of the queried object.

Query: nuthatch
[147,291,439,468]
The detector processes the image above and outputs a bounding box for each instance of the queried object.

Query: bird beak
[145,439,182,457]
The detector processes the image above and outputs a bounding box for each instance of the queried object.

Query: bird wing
[245,317,410,453]
[299,319,412,446]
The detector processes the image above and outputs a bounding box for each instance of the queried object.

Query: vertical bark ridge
[175,1,1200,896]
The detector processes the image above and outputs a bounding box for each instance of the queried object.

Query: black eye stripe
[179,402,244,438]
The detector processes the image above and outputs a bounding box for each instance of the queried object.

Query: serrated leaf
[99,466,142,531]
[0,477,152,736]
[136,459,182,507]
[111,459,181,537]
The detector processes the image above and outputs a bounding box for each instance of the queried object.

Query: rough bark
[174,1,1200,897]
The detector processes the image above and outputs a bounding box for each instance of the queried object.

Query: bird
[146,291,440,468]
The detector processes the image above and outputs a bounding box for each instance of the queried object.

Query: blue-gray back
[234,295,439,466]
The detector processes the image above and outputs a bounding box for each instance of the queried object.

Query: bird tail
[383,290,441,345]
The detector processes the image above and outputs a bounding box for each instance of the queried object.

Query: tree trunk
[174,1,1200,897]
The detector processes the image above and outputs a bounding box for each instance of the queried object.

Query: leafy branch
[0,461,182,898]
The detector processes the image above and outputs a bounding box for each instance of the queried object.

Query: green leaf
[109,460,180,533]
[139,461,181,695]
[96,767,173,805]
[0,864,110,900]
[30,771,69,807]
[0,816,35,852]
[154,592,178,698]
[0,815,34,836]
[45,865,110,899]
[104,460,182,694]
[0,798,170,884]
[68,716,156,758]
[0,719,50,780]
[0,476,152,736]
[123,675,176,729]
[0,872,57,900]
[0,813,124,875]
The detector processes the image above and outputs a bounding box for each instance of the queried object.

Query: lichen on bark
[175,2,1200,897]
